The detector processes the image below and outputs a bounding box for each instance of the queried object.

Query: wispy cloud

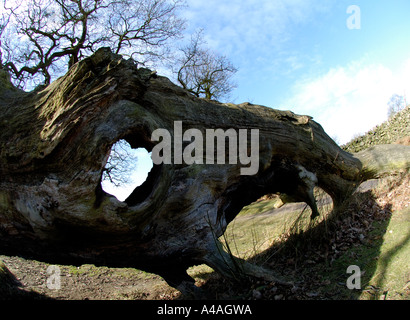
[182,0,330,54]
[180,1,410,146]
[180,0,334,103]
[282,58,410,144]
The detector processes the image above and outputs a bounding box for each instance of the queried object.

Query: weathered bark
[1,48,409,290]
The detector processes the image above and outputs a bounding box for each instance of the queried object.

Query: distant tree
[102,140,139,187]
[0,1,13,67]
[0,0,185,89]
[387,93,406,118]
[175,30,237,100]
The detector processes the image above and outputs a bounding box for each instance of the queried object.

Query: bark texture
[1,48,409,290]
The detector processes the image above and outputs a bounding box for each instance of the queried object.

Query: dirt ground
[1,173,409,300]
[0,255,181,300]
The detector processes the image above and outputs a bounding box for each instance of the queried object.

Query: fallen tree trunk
[1,48,409,291]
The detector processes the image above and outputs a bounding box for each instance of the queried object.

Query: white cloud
[283,59,410,144]
[182,0,328,55]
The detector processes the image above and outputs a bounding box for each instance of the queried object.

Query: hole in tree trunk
[101,139,154,202]
[221,188,334,261]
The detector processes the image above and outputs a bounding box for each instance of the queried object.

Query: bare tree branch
[175,30,237,100]
[102,139,139,187]
[1,0,185,89]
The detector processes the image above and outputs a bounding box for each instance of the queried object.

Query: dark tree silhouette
[0,0,185,89]
[176,30,237,100]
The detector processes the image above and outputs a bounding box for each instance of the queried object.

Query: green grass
[221,189,334,262]
[188,175,409,300]
[224,205,302,261]
[188,195,332,284]
[188,198,299,281]
[315,207,409,300]
[236,197,283,217]
[361,207,409,300]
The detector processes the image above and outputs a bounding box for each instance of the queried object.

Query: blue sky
[179,0,410,144]
[105,0,410,200]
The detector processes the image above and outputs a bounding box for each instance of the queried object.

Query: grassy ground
[187,172,409,300]
[322,206,409,300]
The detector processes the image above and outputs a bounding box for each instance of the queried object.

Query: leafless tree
[387,93,406,118]
[176,30,237,100]
[0,0,17,69]
[102,139,139,187]
[1,0,185,89]
[107,0,184,60]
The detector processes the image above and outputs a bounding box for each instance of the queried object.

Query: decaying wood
[1,48,409,291]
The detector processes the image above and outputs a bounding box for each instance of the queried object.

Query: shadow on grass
[362,207,409,299]
[192,175,408,300]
